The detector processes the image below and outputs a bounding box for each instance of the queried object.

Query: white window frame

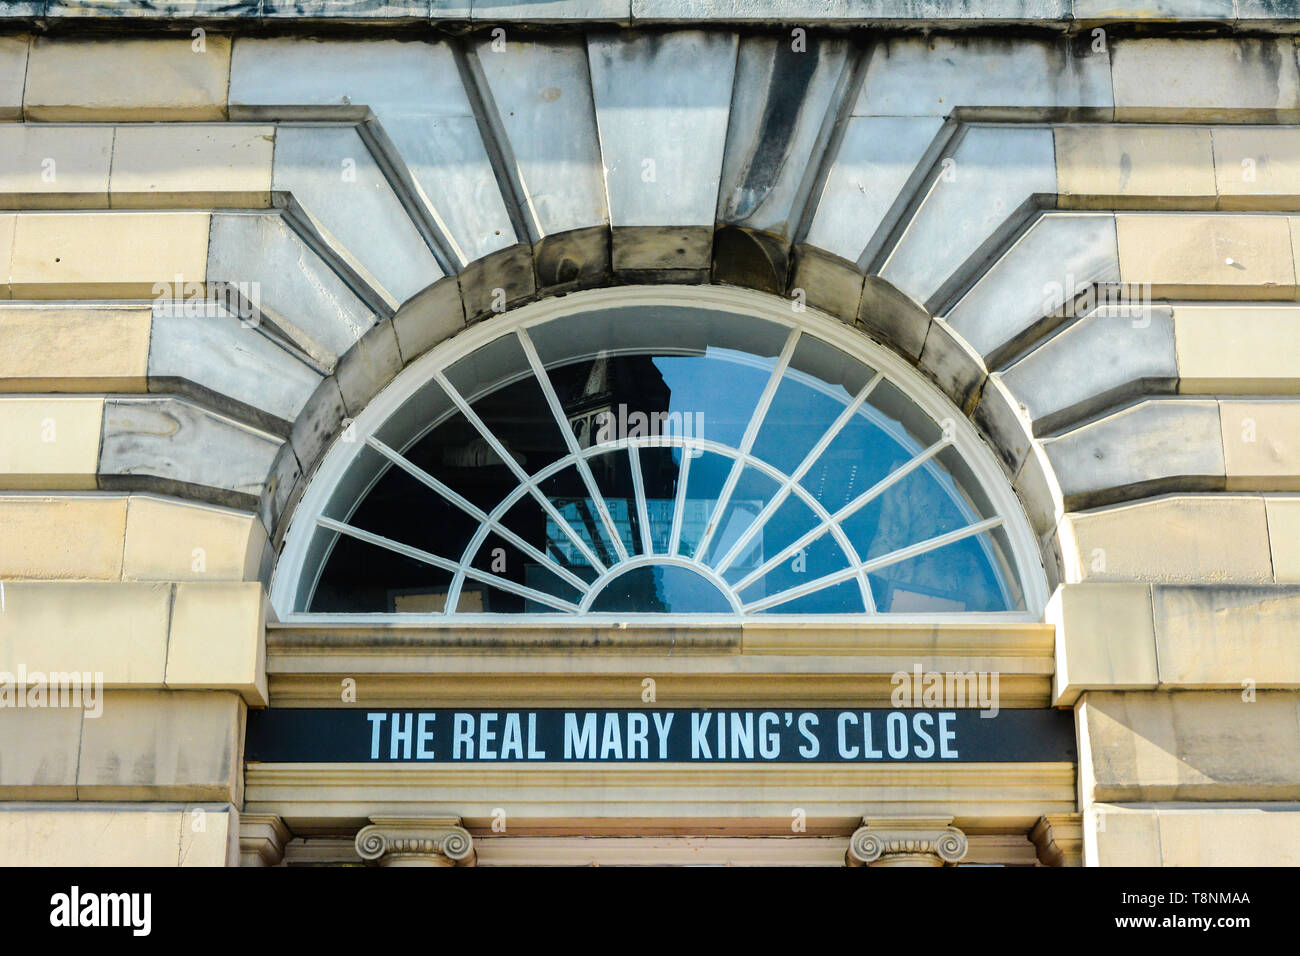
[270,286,1050,624]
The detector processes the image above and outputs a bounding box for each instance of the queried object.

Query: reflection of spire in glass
[289,304,1032,617]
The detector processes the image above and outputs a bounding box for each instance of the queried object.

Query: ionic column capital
[354,816,476,867]
[846,816,968,867]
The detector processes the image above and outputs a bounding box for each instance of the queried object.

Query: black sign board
[246,708,1075,764]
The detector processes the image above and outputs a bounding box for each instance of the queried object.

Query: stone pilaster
[846,817,968,867]
[354,816,475,867]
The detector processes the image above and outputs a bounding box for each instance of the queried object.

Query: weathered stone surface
[1078,690,1300,802]
[167,582,267,705]
[0,807,238,867]
[110,123,273,209]
[718,34,851,238]
[1268,497,1300,584]
[1065,495,1275,586]
[944,212,1119,365]
[1153,586,1300,688]
[1042,399,1226,509]
[1111,37,1300,122]
[0,706,81,799]
[1012,440,1064,539]
[148,307,323,435]
[1050,583,1157,706]
[1174,304,1300,394]
[0,397,102,490]
[272,124,442,305]
[711,226,790,294]
[470,35,608,240]
[390,274,466,363]
[533,225,611,295]
[122,496,266,584]
[971,372,1033,477]
[0,124,114,208]
[1073,0,1233,20]
[880,127,1057,308]
[0,35,28,121]
[286,377,348,497]
[0,306,150,393]
[207,212,375,366]
[1213,127,1300,209]
[790,245,865,324]
[1219,399,1300,490]
[77,691,244,802]
[854,34,1110,119]
[459,242,537,322]
[853,277,930,368]
[228,37,515,265]
[1054,125,1216,209]
[588,31,737,229]
[336,318,404,417]
[8,211,210,299]
[0,581,171,683]
[912,317,986,415]
[804,116,944,264]
[0,213,13,298]
[24,35,232,121]
[1117,213,1297,299]
[99,397,283,511]
[996,305,1177,436]
[611,225,713,280]
[0,496,128,580]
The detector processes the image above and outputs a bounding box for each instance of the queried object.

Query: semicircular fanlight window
[293,305,1029,617]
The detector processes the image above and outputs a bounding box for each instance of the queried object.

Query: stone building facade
[2,1,1300,867]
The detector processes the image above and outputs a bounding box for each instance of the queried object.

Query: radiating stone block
[99,397,284,512]
[880,127,1057,308]
[995,304,1177,436]
[1042,399,1225,508]
[147,307,323,435]
[718,34,852,238]
[272,124,442,305]
[804,115,944,264]
[588,31,737,235]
